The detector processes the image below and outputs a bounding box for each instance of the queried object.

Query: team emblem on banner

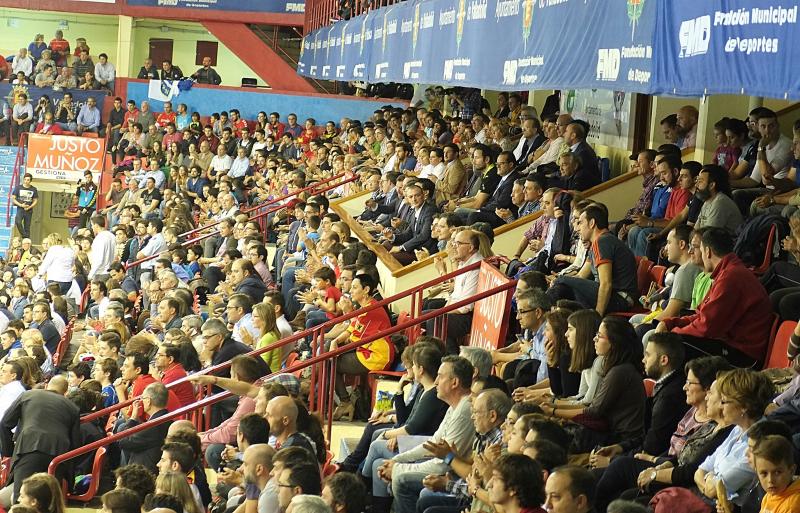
[627,0,645,39]
[522,0,535,49]
[456,0,466,52]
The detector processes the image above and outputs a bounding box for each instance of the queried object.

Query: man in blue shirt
[76,96,101,135]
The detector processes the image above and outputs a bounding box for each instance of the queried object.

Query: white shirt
[447,252,483,312]
[229,156,250,178]
[0,381,25,424]
[12,55,33,76]
[140,233,166,270]
[210,154,233,174]
[419,162,445,181]
[527,136,564,171]
[233,313,260,344]
[474,128,487,144]
[89,230,116,279]
[94,61,116,82]
[38,245,75,283]
[749,134,793,187]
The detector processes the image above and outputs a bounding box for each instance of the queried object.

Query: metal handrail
[123,174,357,270]
[50,278,516,477]
[6,134,27,228]
[82,256,499,424]
[179,172,348,239]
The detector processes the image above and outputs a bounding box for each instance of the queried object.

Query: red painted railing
[83,257,502,428]
[51,273,516,481]
[124,173,357,270]
[179,172,348,239]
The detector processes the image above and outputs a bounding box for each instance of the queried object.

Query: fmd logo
[679,15,710,57]
[596,48,620,81]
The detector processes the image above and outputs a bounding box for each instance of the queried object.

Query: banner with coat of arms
[298,0,656,93]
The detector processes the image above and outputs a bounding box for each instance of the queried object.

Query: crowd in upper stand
[1,59,800,513]
[0,29,225,144]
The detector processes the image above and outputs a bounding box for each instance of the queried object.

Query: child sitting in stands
[752,435,800,513]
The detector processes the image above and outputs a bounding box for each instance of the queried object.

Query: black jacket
[620,370,688,455]
[235,274,267,303]
[1,389,81,461]
[394,202,438,253]
[117,408,172,473]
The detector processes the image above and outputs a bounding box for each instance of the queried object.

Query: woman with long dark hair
[540,316,646,452]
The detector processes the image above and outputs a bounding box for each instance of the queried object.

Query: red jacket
[161,363,195,407]
[34,122,63,135]
[127,374,182,421]
[662,253,772,361]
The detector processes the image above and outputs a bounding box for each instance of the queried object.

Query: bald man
[241,443,276,513]
[168,419,197,437]
[265,397,315,456]
[48,375,68,395]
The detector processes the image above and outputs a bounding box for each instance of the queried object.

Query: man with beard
[693,165,742,235]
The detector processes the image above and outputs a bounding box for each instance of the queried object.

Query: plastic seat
[751,225,777,275]
[764,320,795,369]
[66,446,107,502]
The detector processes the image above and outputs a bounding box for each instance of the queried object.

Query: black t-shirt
[588,231,638,298]
[478,165,500,195]
[13,185,38,206]
[141,188,162,207]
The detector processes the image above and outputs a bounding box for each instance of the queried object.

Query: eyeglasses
[685,380,702,387]
[517,308,537,315]
[201,333,221,340]
[453,240,472,246]
[277,482,295,488]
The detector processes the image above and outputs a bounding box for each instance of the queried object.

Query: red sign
[469,261,513,350]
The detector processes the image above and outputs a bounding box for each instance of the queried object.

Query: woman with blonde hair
[248,302,283,372]
[38,232,75,294]
[18,473,65,513]
[155,472,202,513]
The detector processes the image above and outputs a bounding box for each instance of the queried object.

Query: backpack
[733,213,789,267]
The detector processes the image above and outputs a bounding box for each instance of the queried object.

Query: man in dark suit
[467,151,521,228]
[1,382,81,500]
[361,171,400,222]
[389,182,438,265]
[564,121,600,189]
[117,382,172,473]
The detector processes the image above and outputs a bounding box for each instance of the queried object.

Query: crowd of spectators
[0,76,799,513]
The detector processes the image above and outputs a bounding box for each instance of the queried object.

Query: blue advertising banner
[0,147,20,254]
[655,1,800,99]
[298,0,657,93]
[0,85,108,118]
[126,0,304,14]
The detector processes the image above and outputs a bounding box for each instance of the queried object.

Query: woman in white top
[38,233,76,294]
[418,147,446,183]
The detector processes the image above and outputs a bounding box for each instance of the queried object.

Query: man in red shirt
[114,352,181,422]
[268,111,285,138]
[121,100,139,136]
[155,101,177,131]
[155,343,195,407]
[656,226,773,367]
[229,109,248,139]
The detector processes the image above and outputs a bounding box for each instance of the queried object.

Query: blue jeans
[547,275,633,313]
[393,470,428,513]
[627,225,659,257]
[362,437,397,497]
[416,489,467,513]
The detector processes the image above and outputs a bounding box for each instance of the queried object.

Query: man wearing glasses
[200,318,269,427]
